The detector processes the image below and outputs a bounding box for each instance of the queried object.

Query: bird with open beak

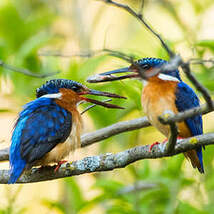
[9,79,125,183]
[87,57,204,173]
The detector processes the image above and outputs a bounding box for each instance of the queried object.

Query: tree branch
[117,181,158,195]
[159,112,178,154]
[181,62,213,109]
[0,60,59,78]
[1,99,213,162]
[1,133,214,184]
[99,0,174,57]
[0,117,151,162]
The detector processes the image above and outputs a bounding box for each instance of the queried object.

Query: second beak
[80,88,126,109]
[87,67,138,83]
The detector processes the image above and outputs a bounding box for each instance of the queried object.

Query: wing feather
[175,82,204,173]
[20,101,72,164]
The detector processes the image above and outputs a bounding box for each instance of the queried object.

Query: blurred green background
[0,0,214,213]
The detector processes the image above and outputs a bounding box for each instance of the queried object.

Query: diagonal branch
[1,100,213,162]
[0,60,59,78]
[99,0,174,57]
[1,133,214,184]
[181,62,213,110]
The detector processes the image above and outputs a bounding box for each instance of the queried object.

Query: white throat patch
[40,93,62,99]
[158,73,180,82]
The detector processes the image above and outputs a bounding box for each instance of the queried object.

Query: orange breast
[142,77,191,138]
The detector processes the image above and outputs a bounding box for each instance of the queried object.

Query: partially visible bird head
[87,58,181,83]
[36,79,125,109]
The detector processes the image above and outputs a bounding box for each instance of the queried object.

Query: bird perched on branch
[87,58,204,173]
[9,79,125,184]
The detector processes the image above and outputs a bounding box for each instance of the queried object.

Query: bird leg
[54,160,67,173]
[149,139,168,152]
[149,137,184,152]
[176,136,184,142]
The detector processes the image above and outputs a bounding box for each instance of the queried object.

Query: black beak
[79,88,126,109]
[87,89,126,99]
[87,67,139,83]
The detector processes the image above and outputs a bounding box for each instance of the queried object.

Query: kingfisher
[88,58,204,173]
[9,79,125,184]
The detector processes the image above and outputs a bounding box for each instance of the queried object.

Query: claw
[149,142,160,152]
[54,160,67,173]
[149,139,168,152]
[177,136,184,142]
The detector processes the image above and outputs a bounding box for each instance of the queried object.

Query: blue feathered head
[36,79,85,98]
[90,57,181,82]
[35,79,125,109]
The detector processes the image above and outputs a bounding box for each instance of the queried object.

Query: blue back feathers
[175,82,204,173]
[36,79,84,98]
[9,97,72,183]
[136,57,181,81]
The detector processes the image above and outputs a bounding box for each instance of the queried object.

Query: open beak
[87,67,139,83]
[79,88,126,109]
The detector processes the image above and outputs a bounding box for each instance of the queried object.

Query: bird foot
[149,139,168,152]
[54,160,67,173]
[176,136,184,142]
[149,142,161,152]
[149,137,184,152]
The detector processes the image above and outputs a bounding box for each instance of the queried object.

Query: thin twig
[99,0,174,57]
[40,48,137,64]
[189,58,214,65]
[0,60,59,78]
[117,181,158,195]
[81,99,112,115]
[181,62,213,109]
[138,0,145,17]
[39,50,100,58]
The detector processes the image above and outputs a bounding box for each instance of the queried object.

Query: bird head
[36,79,125,109]
[87,58,181,83]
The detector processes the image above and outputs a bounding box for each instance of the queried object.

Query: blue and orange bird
[9,79,125,183]
[88,58,204,173]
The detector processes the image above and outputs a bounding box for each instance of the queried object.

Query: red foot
[54,160,67,173]
[149,137,184,152]
[177,136,184,141]
[149,142,160,152]
[149,139,168,152]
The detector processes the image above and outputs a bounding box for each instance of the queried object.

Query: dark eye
[72,85,82,92]
[142,64,150,69]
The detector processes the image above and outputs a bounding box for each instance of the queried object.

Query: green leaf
[177,201,209,214]
[196,40,214,52]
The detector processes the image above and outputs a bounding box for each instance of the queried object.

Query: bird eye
[72,86,81,92]
[71,85,85,93]
[142,64,150,70]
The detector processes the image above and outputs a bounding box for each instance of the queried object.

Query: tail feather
[8,164,25,184]
[184,146,204,173]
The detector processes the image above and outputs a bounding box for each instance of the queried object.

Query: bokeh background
[0,0,214,213]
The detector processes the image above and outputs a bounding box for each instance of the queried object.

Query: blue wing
[175,81,204,173]
[9,97,72,183]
